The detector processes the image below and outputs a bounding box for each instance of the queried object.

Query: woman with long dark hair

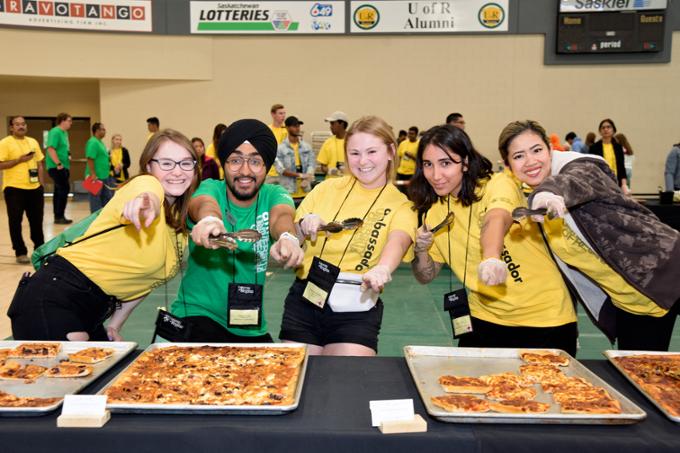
[587,118,629,193]
[9,129,200,341]
[409,125,577,355]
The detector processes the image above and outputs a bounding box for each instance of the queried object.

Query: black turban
[217,119,277,171]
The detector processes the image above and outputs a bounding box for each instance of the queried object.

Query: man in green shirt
[85,122,114,213]
[170,119,304,342]
[45,112,73,224]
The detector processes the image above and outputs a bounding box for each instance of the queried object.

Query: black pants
[616,303,679,351]
[176,316,273,343]
[47,167,70,219]
[8,255,117,341]
[3,186,44,257]
[457,317,578,357]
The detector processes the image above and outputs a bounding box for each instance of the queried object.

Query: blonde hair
[344,115,397,184]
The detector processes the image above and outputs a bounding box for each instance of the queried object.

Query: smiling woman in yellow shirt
[9,129,200,342]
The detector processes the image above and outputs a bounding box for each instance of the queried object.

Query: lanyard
[446,196,472,292]
[319,179,388,267]
[226,193,260,285]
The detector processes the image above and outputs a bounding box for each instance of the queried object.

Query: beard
[226,174,263,201]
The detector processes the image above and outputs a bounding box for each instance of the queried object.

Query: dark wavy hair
[409,124,492,211]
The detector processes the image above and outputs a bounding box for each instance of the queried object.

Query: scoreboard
[556,0,667,54]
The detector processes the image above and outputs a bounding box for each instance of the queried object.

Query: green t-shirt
[45,126,70,170]
[171,180,295,336]
[84,136,110,179]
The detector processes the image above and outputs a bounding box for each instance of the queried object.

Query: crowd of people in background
[1,106,679,355]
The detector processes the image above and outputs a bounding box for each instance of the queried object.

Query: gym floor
[1,198,678,357]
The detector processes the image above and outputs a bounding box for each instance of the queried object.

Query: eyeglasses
[150,158,197,171]
[226,157,265,171]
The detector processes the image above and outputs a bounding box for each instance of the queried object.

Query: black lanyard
[226,193,260,285]
[446,196,472,292]
[318,179,388,268]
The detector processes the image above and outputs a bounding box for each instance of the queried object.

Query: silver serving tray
[404,345,646,424]
[100,342,308,415]
[0,340,137,416]
[603,350,680,423]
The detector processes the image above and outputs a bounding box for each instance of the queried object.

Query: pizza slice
[46,361,93,378]
[68,347,115,364]
[0,390,61,408]
[519,364,563,383]
[559,397,622,414]
[488,398,551,414]
[438,375,491,394]
[8,342,61,359]
[520,350,569,367]
[481,372,532,388]
[0,361,47,382]
[486,382,537,401]
[431,394,490,413]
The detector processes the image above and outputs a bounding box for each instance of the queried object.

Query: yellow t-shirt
[317,136,346,178]
[57,175,187,301]
[267,125,288,177]
[0,135,43,190]
[204,143,224,179]
[295,176,417,279]
[428,172,576,327]
[602,143,617,177]
[396,140,419,175]
[541,218,666,317]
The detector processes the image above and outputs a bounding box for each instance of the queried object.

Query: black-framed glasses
[226,157,265,171]
[150,158,197,171]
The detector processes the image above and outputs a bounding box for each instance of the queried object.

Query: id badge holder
[443,289,473,338]
[28,168,39,184]
[227,283,263,328]
[302,256,340,309]
[152,309,192,343]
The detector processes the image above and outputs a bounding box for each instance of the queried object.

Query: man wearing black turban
[166,119,305,343]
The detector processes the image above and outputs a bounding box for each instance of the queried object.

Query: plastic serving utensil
[429,212,455,233]
[511,207,548,222]
[318,217,364,234]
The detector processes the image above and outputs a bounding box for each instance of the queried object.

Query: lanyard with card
[302,180,387,309]
[28,168,39,183]
[225,195,264,327]
[444,197,474,338]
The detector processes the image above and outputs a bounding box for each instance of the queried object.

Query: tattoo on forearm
[412,253,437,282]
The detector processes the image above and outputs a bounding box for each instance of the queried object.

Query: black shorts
[456,317,578,357]
[279,279,384,352]
[8,255,117,341]
[175,316,273,343]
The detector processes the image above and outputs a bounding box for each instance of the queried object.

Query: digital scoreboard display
[556,0,667,54]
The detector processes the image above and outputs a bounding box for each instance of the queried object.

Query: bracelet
[196,215,222,227]
[279,231,300,247]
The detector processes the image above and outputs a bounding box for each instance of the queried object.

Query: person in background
[45,112,73,224]
[500,119,680,351]
[317,111,348,179]
[397,129,408,144]
[146,117,160,142]
[205,123,227,179]
[582,132,596,155]
[274,116,316,200]
[109,134,131,184]
[280,115,416,356]
[266,103,287,185]
[191,137,220,181]
[587,118,629,194]
[410,125,577,355]
[0,116,45,264]
[446,112,466,130]
[396,126,419,193]
[85,122,115,213]
[549,133,567,151]
[9,129,200,341]
[171,119,304,343]
[615,132,635,187]
[664,140,680,191]
[565,132,584,153]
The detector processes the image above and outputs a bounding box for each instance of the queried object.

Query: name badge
[227,283,263,328]
[302,256,340,308]
[444,289,473,338]
[28,168,39,184]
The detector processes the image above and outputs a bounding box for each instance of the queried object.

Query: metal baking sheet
[0,341,137,417]
[100,342,308,415]
[604,350,680,423]
[404,345,646,424]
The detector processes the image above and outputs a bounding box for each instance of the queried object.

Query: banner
[0,0,152,32]
[190,1,345,34]
[350,0,508,33]
[559,0,668,13]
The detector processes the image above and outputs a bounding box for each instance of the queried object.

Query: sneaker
[16,255,30,264]
[55,217,73,224]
